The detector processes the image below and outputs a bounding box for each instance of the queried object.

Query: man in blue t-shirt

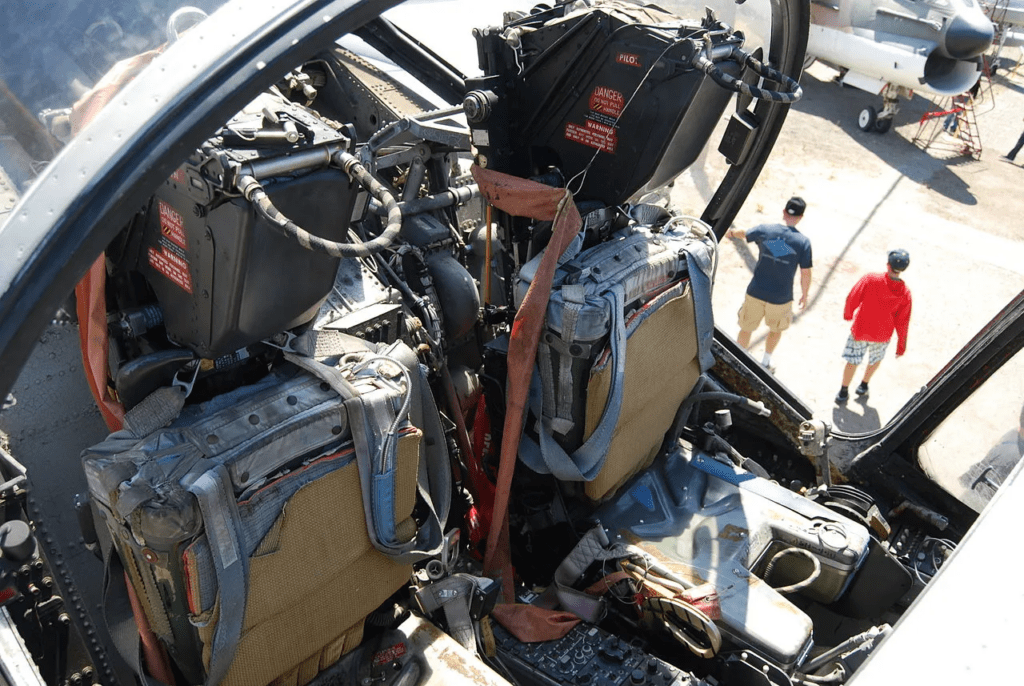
[724,196,812,370]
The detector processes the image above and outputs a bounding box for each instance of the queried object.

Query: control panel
[490,620,702,686]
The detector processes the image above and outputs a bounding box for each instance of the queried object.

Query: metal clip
[425,529,461,580]
[263,331,302,354]
[172,359,201,398]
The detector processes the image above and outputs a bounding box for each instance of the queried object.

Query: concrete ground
[671,60,1024,449]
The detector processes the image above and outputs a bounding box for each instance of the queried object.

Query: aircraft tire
[874,117,892,134]
[858,106,877,132]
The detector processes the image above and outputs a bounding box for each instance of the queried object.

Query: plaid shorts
[842,334,889,365]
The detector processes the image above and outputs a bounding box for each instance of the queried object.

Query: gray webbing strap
[518,285,626,481]
[187,465,248,686]
[538,344,558,430]
[411,365,452,534]
[414,575,482,654]
[122,386,186,437]
[553,526,628,622]
[291,351,445,563]
[683,240,715,372]
[347,389,443,563]
[554,285,586,433]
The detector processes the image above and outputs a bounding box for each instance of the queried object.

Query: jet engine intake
[807,25,983,96]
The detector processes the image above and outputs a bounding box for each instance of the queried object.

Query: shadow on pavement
[832,397,882,433]
[794,70,977,206]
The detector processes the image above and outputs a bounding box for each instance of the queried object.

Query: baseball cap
[888,249,910,272]
[785,196,806,216]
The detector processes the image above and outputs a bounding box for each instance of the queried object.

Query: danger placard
[565,120,618,153]
[148,246,193,293]
[589,87,624,118]
[158,200,187,249]
[169,167,186,184]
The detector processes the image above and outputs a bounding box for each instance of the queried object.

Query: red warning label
[372,642,407,667]
[148,246,193,293]
[169,167,186,184]
[565,120,618,153]
[158,200,187,249]
[589,86,625,118]
[616,52,642,68]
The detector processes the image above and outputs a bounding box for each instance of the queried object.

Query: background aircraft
[807,0,994,133]
[981,0,1024,72]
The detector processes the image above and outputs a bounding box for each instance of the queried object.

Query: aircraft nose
[945,14,994,60]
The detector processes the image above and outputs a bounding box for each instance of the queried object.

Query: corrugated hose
[235,150,402,258]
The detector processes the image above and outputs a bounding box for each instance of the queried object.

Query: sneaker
[835,387,849,404]
[1001,155,1016,163]
[855,382,869,396]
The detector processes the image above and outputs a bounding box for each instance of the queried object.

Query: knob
[0,521,35,562]
[630,668,646,684]
[463,90,498,124]
[599,643,625,663]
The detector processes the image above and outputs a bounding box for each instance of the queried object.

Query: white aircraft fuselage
[808,0,994,97]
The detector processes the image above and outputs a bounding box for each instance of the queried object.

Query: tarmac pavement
[671,60,1024,447]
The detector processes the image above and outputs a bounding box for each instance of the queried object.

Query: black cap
[785,196,806,217]
[888,249,910,272]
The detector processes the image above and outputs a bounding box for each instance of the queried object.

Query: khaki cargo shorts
[738,293,793,333]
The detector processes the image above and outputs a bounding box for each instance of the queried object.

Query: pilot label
[616,52,642,67]
[565,120,618,153]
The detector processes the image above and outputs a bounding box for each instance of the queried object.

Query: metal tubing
[370,184,480,217]
[801,625,891,673]
[240,143,342,179]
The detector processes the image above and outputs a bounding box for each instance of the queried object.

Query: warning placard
[148,246,193,293]
[372,642,407,667]
[565,120,618,153]
[589,87,625,118]
[158,199,187,250]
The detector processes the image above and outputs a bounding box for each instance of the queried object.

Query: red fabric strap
[490,604,581,643]
[473,165,582,603]
[75,255,125,432]
[124,572,176,685]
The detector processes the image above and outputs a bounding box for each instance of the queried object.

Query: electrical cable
[795,666,846,685]
[693,44,803,103]
[235,150,403,258]
[763,547,821,595]
[350,354,412,473]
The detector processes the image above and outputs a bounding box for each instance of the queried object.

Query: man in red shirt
[835,250,912,403]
